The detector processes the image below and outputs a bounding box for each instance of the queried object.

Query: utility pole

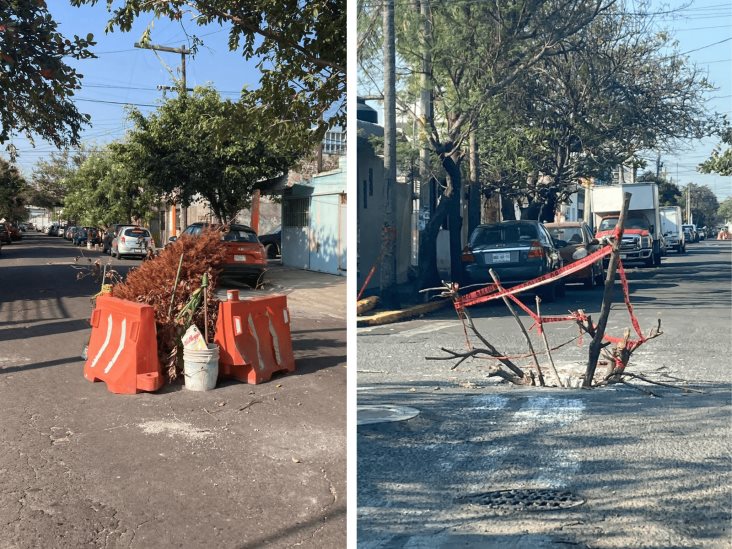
[655,152,663,178]
[135,42,192,233]
[380,0,398,305]
[417,0,435,292]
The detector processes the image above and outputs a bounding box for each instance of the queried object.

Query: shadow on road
[357,383,731,545]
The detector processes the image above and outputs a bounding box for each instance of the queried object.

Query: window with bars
[284,197,310,227]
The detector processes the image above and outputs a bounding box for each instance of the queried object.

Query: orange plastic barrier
[215,292,295,384]
[83,295,164,394]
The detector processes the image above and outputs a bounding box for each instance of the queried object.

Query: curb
[357,299,450,326]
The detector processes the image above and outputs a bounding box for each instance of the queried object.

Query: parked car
[462,220,565,301]
[73,227,101,247]
[682,224,698,243]
[0,223,11,244]
[100,224,127,254]
[64,225,78,240]
[544,221,605,288]
[683,226,694,244]
[175,222,267,284]
[7,223,22,241]
[697,227,706,241]
[56,224,67,237]
[111,226,153,259]
[258,226,282,259]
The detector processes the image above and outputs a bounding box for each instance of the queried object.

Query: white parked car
[111,226,153,259]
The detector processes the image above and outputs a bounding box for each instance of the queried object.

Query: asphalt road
[357,239,732,548]
[0,232,346,548]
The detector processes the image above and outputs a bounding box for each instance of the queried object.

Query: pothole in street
[455,488,585,511]
[357,405,420,426]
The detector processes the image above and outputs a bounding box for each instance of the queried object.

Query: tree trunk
[501,194,516,220]
[444,153,464,284]
[380,0,398,305]
[521,200,542,220]
[467,130,481,237]
[416,191,448,291]
[539,190,557,222]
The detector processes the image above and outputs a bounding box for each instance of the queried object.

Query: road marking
[104,318,126,374]
[467,394,510,411]
[392,321,459,338]
[90,314,113,369]
[514,396,585,426]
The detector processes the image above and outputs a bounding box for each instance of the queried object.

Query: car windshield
[599,218,649,231]
[470,224,538,247]
[223,228,258,243]
[124,228,150,238]
[548,227,583,244]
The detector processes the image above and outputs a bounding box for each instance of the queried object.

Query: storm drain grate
[456,488,585,511]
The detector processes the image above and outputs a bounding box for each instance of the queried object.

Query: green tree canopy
[0,158,29,221]
[480,5,714,221]
[681,183,719,228]
[698,125,732,177]
[71,0,345,137]
[62,145,159,227]
[126,86,301,223]
[717,197,732,224]
[0,3,95,157]
[29,149,89,209]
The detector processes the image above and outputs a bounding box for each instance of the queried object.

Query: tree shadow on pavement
[357,383,731,547]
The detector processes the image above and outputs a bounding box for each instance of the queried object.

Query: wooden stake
[536,296,563,387]
[489,269,544,386]
[585,192,631,387]
[168,252,184,319]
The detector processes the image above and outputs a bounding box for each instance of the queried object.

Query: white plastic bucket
[183,343,219,391]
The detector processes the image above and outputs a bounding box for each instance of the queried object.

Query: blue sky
[8,2,264,177]
[645,0,732,201]
[358,0,732,202]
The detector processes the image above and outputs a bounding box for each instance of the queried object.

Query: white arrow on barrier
[90,314,113,369]
[104,318,126,374]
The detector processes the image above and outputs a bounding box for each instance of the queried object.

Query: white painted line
[90,314,113,369]
[393,321,459,338]
[248,314,265,371]
[514,396,585,426]
[267,311,282,365]
[468,394,510,411]
[534,449,581,489]
[104,318,126,374]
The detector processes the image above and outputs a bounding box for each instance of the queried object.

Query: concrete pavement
[0,233,346,548]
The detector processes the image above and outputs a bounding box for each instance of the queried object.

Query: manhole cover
[357,405,420,426]
[456,488,585,511]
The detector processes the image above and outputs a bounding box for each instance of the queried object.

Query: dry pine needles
[112,228,227,381]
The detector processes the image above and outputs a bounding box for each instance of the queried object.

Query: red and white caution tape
[457,245,613,308]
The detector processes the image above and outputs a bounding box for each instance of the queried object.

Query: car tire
[595,266,606,286]
[556,279,566,297]
[584,271,596,289]
[264,243,278,259]
[540,281,557,302]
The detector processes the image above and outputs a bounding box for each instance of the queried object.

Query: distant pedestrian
[718,228,730,240]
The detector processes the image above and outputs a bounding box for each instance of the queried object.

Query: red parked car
[545,221,605,288]
[177,222,267,284]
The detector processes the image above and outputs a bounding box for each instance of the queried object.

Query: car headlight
[642,236,651,248]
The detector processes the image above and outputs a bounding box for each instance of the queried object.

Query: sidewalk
[357,279,451,326]
[217,261,346,321]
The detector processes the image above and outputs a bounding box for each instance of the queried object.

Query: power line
[73,98,158,107]
[680,37,732,56]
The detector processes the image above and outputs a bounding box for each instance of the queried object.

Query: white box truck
[591,182,662,267]
[660,206,686,253]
